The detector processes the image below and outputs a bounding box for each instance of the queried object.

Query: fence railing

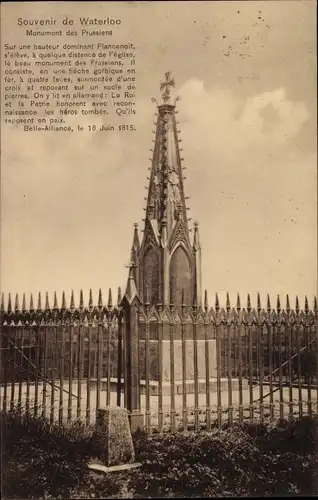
[1,289,317,432]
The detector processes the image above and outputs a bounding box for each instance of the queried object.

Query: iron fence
[1,290,317,432]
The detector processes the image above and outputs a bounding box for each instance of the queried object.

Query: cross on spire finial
[160,72,175,103]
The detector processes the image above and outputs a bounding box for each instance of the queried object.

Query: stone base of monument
[140,377,249,396]
[89,407,142,474]
[98,377,248,396]
[91,336,247,397]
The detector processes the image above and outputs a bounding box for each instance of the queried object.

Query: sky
[1,1,317,310]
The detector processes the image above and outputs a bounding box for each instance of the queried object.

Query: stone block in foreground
[91,407,135,467]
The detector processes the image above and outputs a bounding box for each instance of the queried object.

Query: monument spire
[129,73,202,307]
[148,72,189,242]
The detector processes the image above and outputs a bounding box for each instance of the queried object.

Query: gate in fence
[1,286,317,432]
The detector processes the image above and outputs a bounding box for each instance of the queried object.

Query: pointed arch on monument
[169,243,193,306]
[169,240,193,264]
[141,244,160,305]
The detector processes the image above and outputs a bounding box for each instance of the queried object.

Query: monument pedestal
[94,338,248,397]
[139,339,226,395]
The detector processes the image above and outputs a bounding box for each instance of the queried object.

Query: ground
[2,409,318,498]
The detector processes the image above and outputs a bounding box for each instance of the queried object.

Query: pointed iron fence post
[121,265,144,432]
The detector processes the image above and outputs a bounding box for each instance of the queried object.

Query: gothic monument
[129,72,202,308]
[125,73,218,392]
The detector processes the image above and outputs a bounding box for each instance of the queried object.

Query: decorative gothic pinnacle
[123,264,139,305]
[117,287,122,306]
[131,223,140,256]
[193,221,200,250]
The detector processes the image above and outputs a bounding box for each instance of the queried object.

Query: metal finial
[304,296,309,314]
[8,293,12,313]
[276,294,281,313]
[79,290,84,311]
[267,294,271,313]
[247,294,251,312]
[98,289,103,309]
[15,293,20,312]
[37,292,42,311]
[30,293,34,312]
[286,294,290,312]
[257,293,261,313]
[45,292,50,311]
[215,293,220,312]
[236,293,241,311]
[204,290,208,310]
[22,293,26,312]
[226,292,230,312]
[89,289,93,310]
[61,291,67,310]
[53,292,58,310]
[108,288,113,309]
[70,290,75,311]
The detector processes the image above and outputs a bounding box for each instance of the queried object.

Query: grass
[2,406,318,498]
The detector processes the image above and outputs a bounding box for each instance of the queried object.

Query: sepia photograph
[1,0,317,498]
